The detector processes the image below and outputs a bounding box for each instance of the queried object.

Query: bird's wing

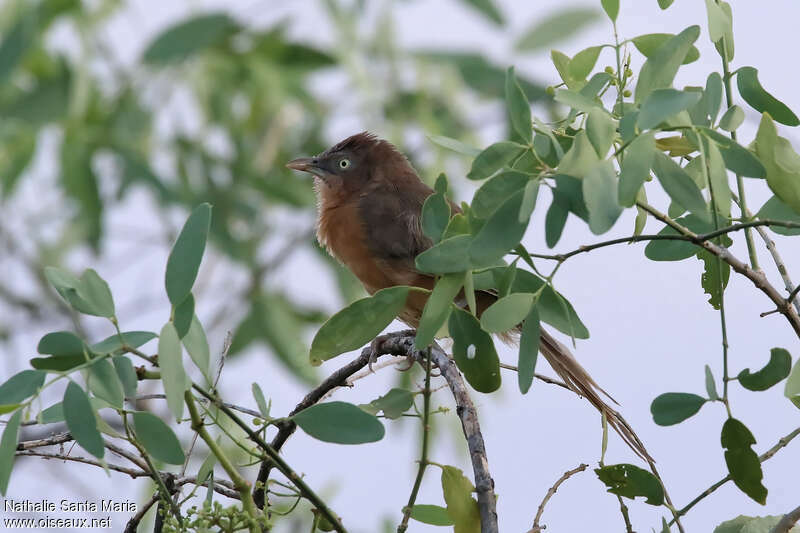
[357,184,436,281]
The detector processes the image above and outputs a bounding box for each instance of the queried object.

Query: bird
[287,131,650,461]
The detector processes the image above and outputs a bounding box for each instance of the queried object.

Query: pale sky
[4,1,800,532]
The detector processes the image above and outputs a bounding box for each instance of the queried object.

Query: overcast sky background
[5,0,800,531]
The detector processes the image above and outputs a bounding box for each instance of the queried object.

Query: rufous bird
[287,132,649,460]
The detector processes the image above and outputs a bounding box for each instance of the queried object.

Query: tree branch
[770,504,800,533]
[672,425,800,522]
[528,463,588,532]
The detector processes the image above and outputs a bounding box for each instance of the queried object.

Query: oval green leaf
[637,89,702,130]
[292,401,385,444]
[310,287,410,365]
[416,274,464,350]
[631,33,699,65]
[469,189,530,266]
[721,418,767,504]
[467,141,525,180]
[416,235,473,274]
[737,67,799,127]
[505,67,532,143]
[63,381,104,458]
[91,331,157,354]
[650,392,706,426]
[410,504,454,526]
[518,306,540,394]
[449,308,501,393]
[479,293,534,333]
[165,203,212,306]
[634,26,701,103]
[88,358,124,409]
[595,463,664,505]
[133,411,186,464]
[0,370,45,405]
[0,410,22,495]
[158,322,187,420]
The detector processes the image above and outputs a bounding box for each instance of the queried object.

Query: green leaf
[88,359,124,409]
[586,108,616,157]
[569,46,603,81]
[518,306,540,394]
[472,171,529,219]
[158,323,187,420]
[619,133,656,206]
[91,331,157,354]
[721,418,767,504]
[644,214,710,261]
[634,26,701,103]
[652,152,709,221]
[428,135,481,157]
[469,189,530,265]
[557,131,600,178]
[38,331,85,356]
[697,249,730,310]
[143,13,239,64]
[657,0,675,9]
[449,308,501,393]
[441,466,481,533]
[631,33,699,65]
[601,0,619,21]
[713,515,800,533]
[519,180,540,223]
[713,1,734,61]
[545,200,568,248]
[719,105,745,132]
[459,0,504,26]
[738,348,792,391]
[292,401,385,444]
[252,383,270,419]
[638,89,702,130]
[112,355,137,400]
[310,287,410,365]
[0,410,22,495]
[0,370,45,404]
[704,0,730,44]
[756,196,800,236]
[705,72,724,124]
[63,381,104,458]
[737,67,799,126]
[172,293,195,338]
[422,191,451,244]
[701,128,766,179]
[704,139,732,218]
[416,274,464,350]
[480,293,534,333]
[410,504,454,526]
[482,268,589,339]
[0,7,35,84]
[515,7,600,51]
[505,67,532,143]
[132,411,186,464]
[554,88,602,114]
[467,141,525,180]
[705,365,719,401]
[595,463,665,505]
[754,114,800,213]
[786,357,800,408]
[583,161,623,235]
[365,388,414,419]
[183,315,211,381]
[650,392,706,425]
[44,267,115,317]
[165,203,212,306]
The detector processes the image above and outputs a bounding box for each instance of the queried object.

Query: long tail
[472,290,652,461]
[538,329,652,462]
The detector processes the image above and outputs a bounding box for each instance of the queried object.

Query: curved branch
[529,463,588,532]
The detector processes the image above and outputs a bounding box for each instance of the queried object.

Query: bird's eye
[339,159,350,169]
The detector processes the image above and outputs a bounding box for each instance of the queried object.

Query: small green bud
[604,66,614,75]
[545,86,555,96]
[625,68,633,78]
[253,418,263,426]
[623,89,632,97]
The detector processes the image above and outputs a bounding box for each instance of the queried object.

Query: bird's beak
[286,157,319,173]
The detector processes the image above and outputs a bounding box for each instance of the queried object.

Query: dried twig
[528,463,588,532]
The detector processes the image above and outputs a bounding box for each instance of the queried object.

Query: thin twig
[770,504,800,533]
[672,425,800,523]
[134,394,262,419]
[124,493,160,533]
[637,203,800,338]
[397,349,433,532]
[528,463,588,532]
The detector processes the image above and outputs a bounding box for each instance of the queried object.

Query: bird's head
[286,131,412,194]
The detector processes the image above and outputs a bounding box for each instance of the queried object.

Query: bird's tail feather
[538,329,652,462]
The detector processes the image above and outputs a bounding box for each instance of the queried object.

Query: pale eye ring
[339,158,350,169]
